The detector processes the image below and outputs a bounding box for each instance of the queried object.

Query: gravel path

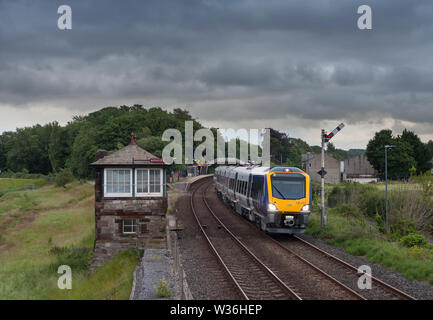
[132,249,180,300]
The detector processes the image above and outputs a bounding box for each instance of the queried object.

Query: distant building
[301,152,377,184]
[301,152,341,184]
[343,154,378,184]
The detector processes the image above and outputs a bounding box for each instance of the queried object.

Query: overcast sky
[1,0,432,149]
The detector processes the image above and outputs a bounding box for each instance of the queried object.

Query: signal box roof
[90,143,166,167]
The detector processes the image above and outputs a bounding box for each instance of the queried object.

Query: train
[214,166,312,234]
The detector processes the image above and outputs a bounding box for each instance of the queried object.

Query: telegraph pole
[319,123,345,227]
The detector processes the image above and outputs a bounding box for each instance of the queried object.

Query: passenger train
[214,166,312,234]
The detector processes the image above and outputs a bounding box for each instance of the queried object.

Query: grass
[42,249,137,300]
[306,210,433,284]
[0,180,137,299]
[0,178,46,191]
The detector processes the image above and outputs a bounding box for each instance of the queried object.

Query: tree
[0,131,13,172]
[48,122,71,173]
[6,125,52,174]
[55,168,74,188]
[366,129,416,180]
[427,140,433,155]
[269,129,312,167]
[399,129,432,174]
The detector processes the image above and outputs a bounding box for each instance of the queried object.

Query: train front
[264,168,312,234]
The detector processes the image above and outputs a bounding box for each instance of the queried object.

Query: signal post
[319,123,345,227]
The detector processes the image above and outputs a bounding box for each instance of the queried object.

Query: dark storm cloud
[0,0,433,131]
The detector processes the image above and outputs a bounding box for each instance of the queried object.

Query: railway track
[201,178,415,300]
[193,178,367,300]
[190,178,301,300]
[283,235,416,300]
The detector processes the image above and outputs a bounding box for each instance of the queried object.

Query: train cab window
[271,174,306,200]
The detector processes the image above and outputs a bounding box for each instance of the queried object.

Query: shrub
[390,217,417,240]
[55,168,74,188]
[156,278,172,298]
[359,187,385,217]
[400,233,427,248]
[388,186,433,234]
[327,185,344,208]
[330,203,360,218]
[375,213,386,234]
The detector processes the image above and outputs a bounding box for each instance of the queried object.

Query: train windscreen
[270,173,305,200]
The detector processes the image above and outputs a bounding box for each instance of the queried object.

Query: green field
[0,178,46,191]
[0,180,137,299]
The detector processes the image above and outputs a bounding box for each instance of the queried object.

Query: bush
[327,185,345,208]
[55,168,74,188]
[375,213,386,234]
[359,187,385,217]
[329,203,360,218]
[400,233,427,248]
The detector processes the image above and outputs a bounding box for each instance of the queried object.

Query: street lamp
[384,145,394,233]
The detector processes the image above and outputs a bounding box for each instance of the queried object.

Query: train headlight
[301,204,311,213]
[267,203,278,212]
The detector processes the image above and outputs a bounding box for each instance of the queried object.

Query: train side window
[251,175,264,199]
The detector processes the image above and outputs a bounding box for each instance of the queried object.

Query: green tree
[399,129,432,174]
[48,122,71,173]
[55,168,74,188]
[366,129,416,180]
[6,125,52,174]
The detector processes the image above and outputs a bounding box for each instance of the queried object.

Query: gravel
[293,234,433,300]
[175,178,242,300]
[132,249,180,300]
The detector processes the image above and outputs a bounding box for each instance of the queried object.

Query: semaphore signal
[320,123,345,227]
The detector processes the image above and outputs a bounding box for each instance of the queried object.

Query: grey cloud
[0,0,433,142]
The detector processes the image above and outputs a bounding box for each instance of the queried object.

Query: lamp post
[384,145,394,233]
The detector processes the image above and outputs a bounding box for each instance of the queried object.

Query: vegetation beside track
[42,249,137,300]
[308,177,433,285]
[0,180,136,299]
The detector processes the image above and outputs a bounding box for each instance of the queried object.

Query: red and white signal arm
[324,123,345,142]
